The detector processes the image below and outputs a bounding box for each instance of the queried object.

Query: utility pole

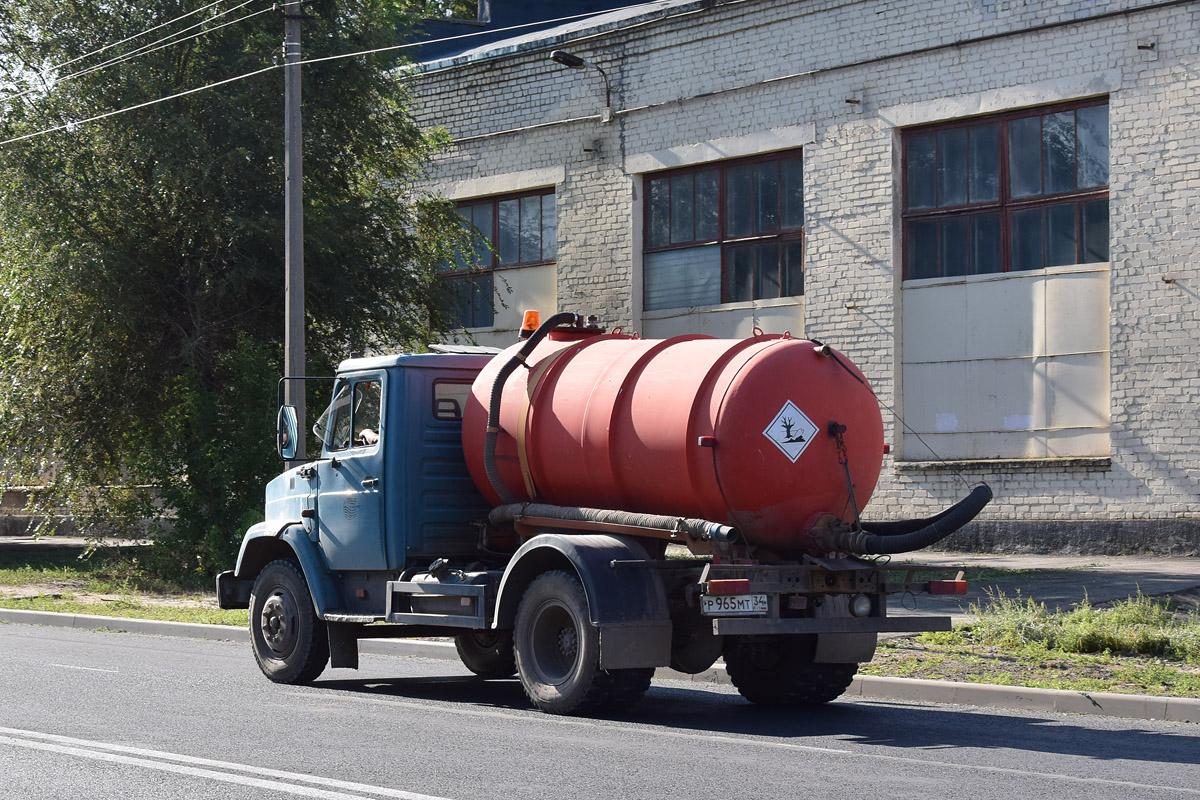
[283,7,305,458]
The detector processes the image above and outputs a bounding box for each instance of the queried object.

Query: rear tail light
[706,579,751,596]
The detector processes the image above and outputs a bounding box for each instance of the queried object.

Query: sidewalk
[890,551,1200,622]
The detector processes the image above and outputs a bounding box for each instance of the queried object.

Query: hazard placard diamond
[764,401,818,463]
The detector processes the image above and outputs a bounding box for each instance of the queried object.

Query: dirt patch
[0,579,217,609]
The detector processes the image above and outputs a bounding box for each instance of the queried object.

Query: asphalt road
[2,623,1198,800]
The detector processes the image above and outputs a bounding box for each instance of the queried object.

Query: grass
[864,589,1200,697]
[0,594,248,626]
[0,546,210,594]
[0,545,243,626]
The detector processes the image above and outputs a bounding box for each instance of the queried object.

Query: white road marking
[300,692,1200,795]
[0,727,454,800]
[49,663,119,673]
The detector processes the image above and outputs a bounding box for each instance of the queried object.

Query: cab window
[315,378,382,452]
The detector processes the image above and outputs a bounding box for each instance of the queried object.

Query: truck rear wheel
[455,630,517,678]
[249,559,329,684]
[723,635,856,706]
[514,570,652,715]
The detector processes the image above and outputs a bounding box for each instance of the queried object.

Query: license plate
[700,593,768,616]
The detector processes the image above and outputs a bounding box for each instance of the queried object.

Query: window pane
[726,245,753,302]
[519,195,540,261]
[1077,105,1109,189]
[906,220,937,279]
[471,203,493,266]
[754,242,781,300]
[939,217,969,277]
[1009,116,1041,198]
[1082,199,1109,263]
[971,213,1001,275]
[541,194,557,260]
[726,165,752,236]
[781,157,804,229]
[906,132,936,210]
[1011,207,1043,271]
[782,239,804,296]
[754,162,779,232]
[449,274,493,328]
[695,170,719,240]
[968,123,999,203]
[1045,203,1078,267]
[648,178,669,247]
[451,206,472,270]
[644,246,721,310]
[497,199,519,264]
[670,173,694,244]
[1043,111,1077,195]
[937,128,968,207]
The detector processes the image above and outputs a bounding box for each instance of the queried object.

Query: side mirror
[277,406,299,460]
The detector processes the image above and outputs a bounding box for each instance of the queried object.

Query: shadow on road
[313,674,1200,768]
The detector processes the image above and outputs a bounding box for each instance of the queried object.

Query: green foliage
[927,590,1200,664]
[0,1,466,578]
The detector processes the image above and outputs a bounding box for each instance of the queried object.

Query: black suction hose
[483,312,579,504]
[832,483,993,555]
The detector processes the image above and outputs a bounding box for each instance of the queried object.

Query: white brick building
[412,0,1200,552]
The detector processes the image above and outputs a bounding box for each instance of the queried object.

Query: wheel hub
[260,591,296,655]
[556,625,578,660]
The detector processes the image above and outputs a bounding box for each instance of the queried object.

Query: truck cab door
[313,375,386,571]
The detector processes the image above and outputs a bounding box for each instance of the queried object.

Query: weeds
[921,589,1200,664]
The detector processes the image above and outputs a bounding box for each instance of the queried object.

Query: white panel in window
[901,283,968,363]
[1047,353,1110,430]
[1044,270,1109,357]
[644,246,721,311]
[900,361,970,435]
[964,357,1043,434]
[964,275,1040,360]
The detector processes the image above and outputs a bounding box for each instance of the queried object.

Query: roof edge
[416,0,731,74]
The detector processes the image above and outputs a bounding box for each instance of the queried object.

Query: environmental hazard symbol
[763,401,818,463]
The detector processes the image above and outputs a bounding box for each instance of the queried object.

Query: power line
[4,1,271,104]
[42,0,235,75]
[0,8,614,148]
[0,65,277,146]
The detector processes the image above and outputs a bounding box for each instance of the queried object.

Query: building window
[643,151,804,311]
[903,100,1109,279]
[442,189,557,328]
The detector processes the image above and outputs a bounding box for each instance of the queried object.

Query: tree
[0,0,465,578]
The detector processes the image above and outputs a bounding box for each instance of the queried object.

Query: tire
[249,559,329,684]
[513,570,652,715]
[723,635,856,706]
[455,629,517,678]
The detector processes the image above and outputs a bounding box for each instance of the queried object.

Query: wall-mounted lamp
[549,49,612,123]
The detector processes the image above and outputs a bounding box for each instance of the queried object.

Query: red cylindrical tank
[462,331,884,554]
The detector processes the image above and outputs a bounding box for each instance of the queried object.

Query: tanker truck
[217,312,991,715]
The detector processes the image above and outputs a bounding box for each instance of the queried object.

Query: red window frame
[642,150,804,305]
[901,98,1109,280]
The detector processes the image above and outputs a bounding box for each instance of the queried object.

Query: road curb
[3,608,1197,724]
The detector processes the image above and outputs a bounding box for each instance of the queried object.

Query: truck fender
[493,533,672,670]
[232,521,338,617]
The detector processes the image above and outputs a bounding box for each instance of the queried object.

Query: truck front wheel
[514,570,652,715]
[249,559,329,684]
[723,635,856,706]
